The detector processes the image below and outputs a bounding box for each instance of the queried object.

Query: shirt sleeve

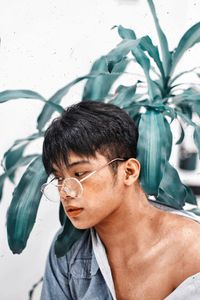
[40,237,72,300]
[164,273,200,299]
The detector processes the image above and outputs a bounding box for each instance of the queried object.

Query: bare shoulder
[168,211,200,245]
[163,211,200,286]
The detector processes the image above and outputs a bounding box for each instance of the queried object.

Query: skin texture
[53,152,200,300]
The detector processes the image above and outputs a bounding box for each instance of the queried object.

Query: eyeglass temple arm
[79,158,125,183]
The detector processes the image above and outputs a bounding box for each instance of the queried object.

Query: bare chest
[110,259,174,300]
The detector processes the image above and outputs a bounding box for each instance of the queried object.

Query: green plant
[1,0,200,256]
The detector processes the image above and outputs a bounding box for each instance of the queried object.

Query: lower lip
[67,208,83,218]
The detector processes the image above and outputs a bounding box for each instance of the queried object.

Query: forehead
[52,152,107,173]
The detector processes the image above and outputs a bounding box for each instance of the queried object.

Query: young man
[40,101,200,299]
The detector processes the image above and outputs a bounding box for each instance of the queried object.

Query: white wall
[0,0,200,299]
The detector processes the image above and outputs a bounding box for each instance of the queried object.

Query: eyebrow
[52,160,90,173]
[68,160,91,168]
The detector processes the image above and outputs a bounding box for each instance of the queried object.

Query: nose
[60,191,73,202]
[63,186,71,195]
[60,185,78,199]
[60,186,70,199]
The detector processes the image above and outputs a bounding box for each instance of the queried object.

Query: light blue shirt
[41,229,114,299]
[40,204,200,300]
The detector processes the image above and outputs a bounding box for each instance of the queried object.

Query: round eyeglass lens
[41,180,60,202]
[62,178,83,198]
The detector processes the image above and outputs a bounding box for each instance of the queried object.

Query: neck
[94,188,162,256]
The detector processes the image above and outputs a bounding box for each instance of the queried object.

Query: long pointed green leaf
[0,89,64,114]
[106,38,142,72]
[0,90,45,103]
[131,47,160,101]
[170,67,200,85]
[59,204,65,226]
[193,101,200,119]
[0,174,6,201]
[147,0,171,76]
[140,36,165,80]
[108,38,141,60]
[170,22,200,76]
[178,103,193,120]
[0,155,38,201]
[157,187,178,208]
[137,109,170,194]
[111,84,137,107]
[176,89,200,103]
[54,216,85,257]
[1,155,37,178]
[193,125,200,159]
[124,102,146,124]
[184,185,197,205]
[7,156,48,253]
[176,111,196,127]
[115,26,164,80]
[2,132,43,182]
[163,105,177,122]
[176,121,185,145]
[82,56,129,101]
[2,132,43,165]
[164,117,172,160]
[157,162,196,209]
[11,132,44,147]
[3,143,28,182]
[117,25,136,39]
[37,75,102,131]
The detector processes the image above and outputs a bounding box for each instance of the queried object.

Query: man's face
[52,152,126,229]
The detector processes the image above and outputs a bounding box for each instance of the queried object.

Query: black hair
[42,101,138,175]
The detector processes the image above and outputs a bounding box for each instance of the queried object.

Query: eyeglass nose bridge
[61,177,84,199]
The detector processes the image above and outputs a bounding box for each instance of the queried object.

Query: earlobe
[124,158,140,185]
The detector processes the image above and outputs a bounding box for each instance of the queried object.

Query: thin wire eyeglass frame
[41,157,126,202]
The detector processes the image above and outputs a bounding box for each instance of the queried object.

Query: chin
[70,220,96,230]
[70,220,93,230]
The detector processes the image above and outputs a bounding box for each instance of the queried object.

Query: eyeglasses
[41,158,125,202]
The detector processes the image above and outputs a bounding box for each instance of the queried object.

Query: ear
[123,158,140,186]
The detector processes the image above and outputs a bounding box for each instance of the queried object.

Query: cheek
[83,176,122,212]
[83,176,114,199]
[63,175,123,229]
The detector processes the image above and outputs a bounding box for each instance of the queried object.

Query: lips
[66,206,83,218]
